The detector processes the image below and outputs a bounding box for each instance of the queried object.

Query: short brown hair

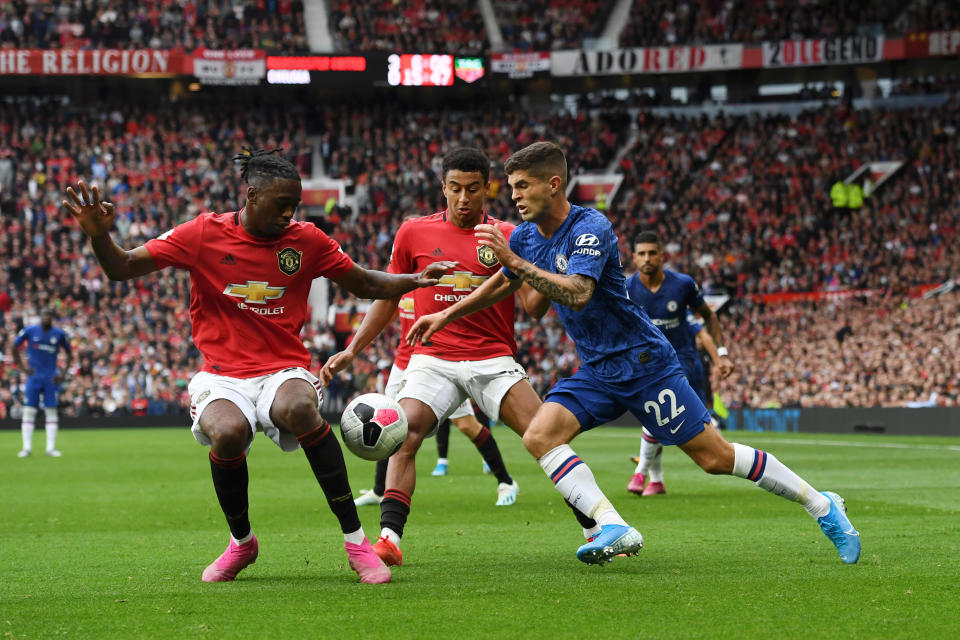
[504,141,567,189]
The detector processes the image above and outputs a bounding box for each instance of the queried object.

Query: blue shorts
[25,375,59,408]
[544,369,710,446]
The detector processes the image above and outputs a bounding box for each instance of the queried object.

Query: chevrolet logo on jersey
[223,281,287,304]
[437,271,487,291]
[398,297,415,314]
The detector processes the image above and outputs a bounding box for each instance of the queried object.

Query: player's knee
[274,396,320,435]
[696,449,733,475]
[205,421,251,456]
[521,426,557,459]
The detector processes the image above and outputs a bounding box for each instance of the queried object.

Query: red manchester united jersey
[145,211,354,377]
[395,293,415,369]
[389,211,516,361]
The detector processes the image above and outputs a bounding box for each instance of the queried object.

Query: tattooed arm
[474,223,596,312]
[510,263,596,311]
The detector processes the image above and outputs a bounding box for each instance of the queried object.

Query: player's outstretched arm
[407,271,521,345]
[63,180,159,281]
[320,298,400,385]
[331,261,456,300]
[475,223,595,311]
[696,302,734,379]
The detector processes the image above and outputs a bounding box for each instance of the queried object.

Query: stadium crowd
[0,0,307,52]
[329,0,485,56]
[2,93,959,420]
[494,0,614,52]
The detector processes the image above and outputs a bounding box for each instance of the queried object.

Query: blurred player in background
[63,148,453,585]
[625,231,734,496]
[343,292,518,507]
[410,141,860,565]
[13,308,72,457]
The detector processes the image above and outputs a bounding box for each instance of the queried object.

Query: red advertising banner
[0,49,184,75]
[905,30,960,57]
[750,283,939,305]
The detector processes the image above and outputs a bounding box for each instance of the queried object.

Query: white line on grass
[597,430,960,452]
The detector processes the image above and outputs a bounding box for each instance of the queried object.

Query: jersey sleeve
[14,328,27,347]
[684,274,706,310]
[564,220,610,282]
[144,215,205,269]
[501,224,522,280]
[387,221,414,275]
[307,225,355,279]
[58,329,72,355]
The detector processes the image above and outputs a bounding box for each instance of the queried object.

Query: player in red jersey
[323,147,600,568]
[62,148,453,585]
[335,293,518,508]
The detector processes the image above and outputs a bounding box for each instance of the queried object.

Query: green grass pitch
[2,426,959,639]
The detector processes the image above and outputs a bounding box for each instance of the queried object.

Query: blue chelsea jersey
[503,205,680,383]
[625,269,705,365]
[14,325,70,378]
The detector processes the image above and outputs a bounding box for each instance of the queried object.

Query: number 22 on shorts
[644,388,686,432]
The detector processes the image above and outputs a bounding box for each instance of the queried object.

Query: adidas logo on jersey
[431,247,443,257]
[220,254,236,265]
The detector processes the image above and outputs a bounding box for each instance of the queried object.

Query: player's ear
[550,175,562,195]
[246,185,257,205]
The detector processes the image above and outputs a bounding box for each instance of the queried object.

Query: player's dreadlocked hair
[232,146,301,187]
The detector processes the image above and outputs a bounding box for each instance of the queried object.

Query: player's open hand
[320,350,355,386]
[717,356,735,379]
[416,260,458,287]
[406,312,447,346]
[63,180,116,237]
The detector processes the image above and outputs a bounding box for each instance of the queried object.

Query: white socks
[539,445,626,527]
[45,412,59,452]
[21,406,37,452]
[633,429,663,480]
[731,443,830,518]
[343,528,366,545]
[232,531,254,545]
[380,527,401,546]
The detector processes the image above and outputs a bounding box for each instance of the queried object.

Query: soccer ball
[339,393,408,461]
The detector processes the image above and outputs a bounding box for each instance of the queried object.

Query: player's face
[40,311,53,329]
[245,177,302,237]
[442,170,487,228]
[633,242,663,276]
[507,169,553,222]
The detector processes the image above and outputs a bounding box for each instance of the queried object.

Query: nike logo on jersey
[670,419,686,434]
[844,528,859,536]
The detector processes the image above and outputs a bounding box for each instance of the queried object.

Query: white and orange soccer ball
[339,393,408,461]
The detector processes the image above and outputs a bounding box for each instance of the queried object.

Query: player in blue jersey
[408,141,861,564]
[625,230,734,496]
[13,308,72,457]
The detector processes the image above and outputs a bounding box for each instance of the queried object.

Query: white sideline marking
[599,430,960,452]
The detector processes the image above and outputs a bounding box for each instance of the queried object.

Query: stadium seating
[329,0,486,55]
[0,0,308,52]
[1,93,958,416]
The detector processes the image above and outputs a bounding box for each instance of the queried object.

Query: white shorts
[188,368,323,453]
[385,361,475,420]
[397,354,526,424]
